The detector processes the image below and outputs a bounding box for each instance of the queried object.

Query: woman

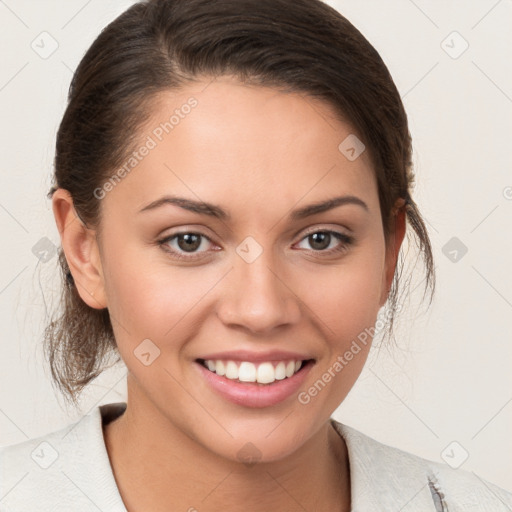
[1,0,510,510]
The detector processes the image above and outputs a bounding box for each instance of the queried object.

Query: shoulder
[331,419,512,511]
[0,403,127,512]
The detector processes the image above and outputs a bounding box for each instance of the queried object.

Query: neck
[103,386,350,511]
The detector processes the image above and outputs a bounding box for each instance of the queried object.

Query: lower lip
[194,360,315,408]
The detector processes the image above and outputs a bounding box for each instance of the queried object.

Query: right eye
[158,231,218,261]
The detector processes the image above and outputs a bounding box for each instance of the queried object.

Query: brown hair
[46,0,435,407]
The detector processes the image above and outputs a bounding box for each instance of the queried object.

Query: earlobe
[380,199,407,306]
[51,188,107,310]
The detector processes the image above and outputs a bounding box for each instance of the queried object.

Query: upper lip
[196,350,315,363]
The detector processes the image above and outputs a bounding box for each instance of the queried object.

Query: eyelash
[157,229,354,261]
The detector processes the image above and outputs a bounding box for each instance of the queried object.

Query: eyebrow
[138,194,369,220]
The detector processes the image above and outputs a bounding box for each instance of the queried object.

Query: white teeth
[225,361,238,379]
[238,362,256,382]
[216,360,226,376]
[275,362,286,380]
[202,358,305,384]
[257,362,275,384]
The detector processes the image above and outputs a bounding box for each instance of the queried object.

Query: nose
[216,252,301,335]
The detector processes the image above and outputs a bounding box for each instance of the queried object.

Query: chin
[184,410,322,466]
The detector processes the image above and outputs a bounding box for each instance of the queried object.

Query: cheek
[304,252,385,333]
[298,265,382,411]
[103,247,219,344]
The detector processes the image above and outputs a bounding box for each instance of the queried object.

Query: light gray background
[1,0,511,493]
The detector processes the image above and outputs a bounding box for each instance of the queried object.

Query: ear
[52,188,107,309]
[380,198,407,307]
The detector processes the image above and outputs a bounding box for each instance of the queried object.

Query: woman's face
[89,76,402,462]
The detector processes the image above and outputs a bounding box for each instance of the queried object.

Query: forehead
[102,76,377,220]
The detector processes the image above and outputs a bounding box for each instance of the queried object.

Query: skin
[52,76,406,511]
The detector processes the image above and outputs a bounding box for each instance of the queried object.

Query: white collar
[330,419,444,510]
[92,402,443,510]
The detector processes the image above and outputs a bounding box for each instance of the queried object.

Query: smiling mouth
[196,358,315,385]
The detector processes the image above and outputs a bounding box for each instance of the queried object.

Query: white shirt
[1,402,511,511]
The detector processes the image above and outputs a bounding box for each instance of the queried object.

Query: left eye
[295,230,353,254]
